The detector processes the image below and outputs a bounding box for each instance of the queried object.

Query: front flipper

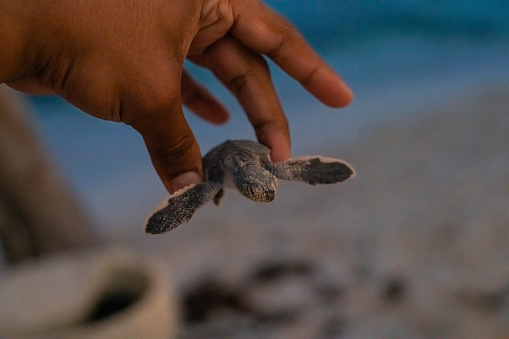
[145,181,222,234]
[270,156,355,185]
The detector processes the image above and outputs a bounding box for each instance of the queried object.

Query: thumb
[131,96,203,194]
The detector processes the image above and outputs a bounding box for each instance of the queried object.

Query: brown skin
[0,0,352,194]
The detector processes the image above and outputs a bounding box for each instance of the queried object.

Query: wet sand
[112,84,509,338]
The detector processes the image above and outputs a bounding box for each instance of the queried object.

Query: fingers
[118,66,204,194]
[181,70,229,124]
[135,70,231,193]
[190,36,291,162]
[230,0,353,107]
[134,101,203,194]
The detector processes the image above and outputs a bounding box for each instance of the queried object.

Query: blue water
[25,1,509,228]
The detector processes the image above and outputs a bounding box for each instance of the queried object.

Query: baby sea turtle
[146,140,355,234]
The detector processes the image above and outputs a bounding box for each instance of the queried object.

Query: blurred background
[1,1,509,338]
[23,0,509,231]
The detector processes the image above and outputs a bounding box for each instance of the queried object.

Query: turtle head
[235,165,278,203]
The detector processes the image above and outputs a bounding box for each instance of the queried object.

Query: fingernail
[170,171,202,194]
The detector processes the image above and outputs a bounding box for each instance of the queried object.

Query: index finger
[230,0,353,108]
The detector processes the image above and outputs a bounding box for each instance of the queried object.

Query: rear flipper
[145,181,221,234]
[270,156,355,185]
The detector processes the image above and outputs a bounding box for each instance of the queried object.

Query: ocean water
[25,1,509,229]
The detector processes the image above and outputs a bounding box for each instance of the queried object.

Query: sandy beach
[104,83,509,338]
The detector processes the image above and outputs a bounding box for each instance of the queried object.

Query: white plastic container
[0,247,177,339]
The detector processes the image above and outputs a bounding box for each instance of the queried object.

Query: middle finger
[189,35,290,162]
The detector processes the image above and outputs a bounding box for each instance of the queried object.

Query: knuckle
[122,59,182,123]
[253,115,289,140]
[228,57,268,94]
[201,0,234,27]
[264,28,290,59]
[139,84,179,114]
[147,133,201,178]
[123,82,180,127]
[298,64,321,87]
[262,17,297,58]
[228,71,252,94]
[148,133,195,161]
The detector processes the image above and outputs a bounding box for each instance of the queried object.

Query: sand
[110,84,509,338]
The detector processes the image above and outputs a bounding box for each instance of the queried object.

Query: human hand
[0,0,352,194]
